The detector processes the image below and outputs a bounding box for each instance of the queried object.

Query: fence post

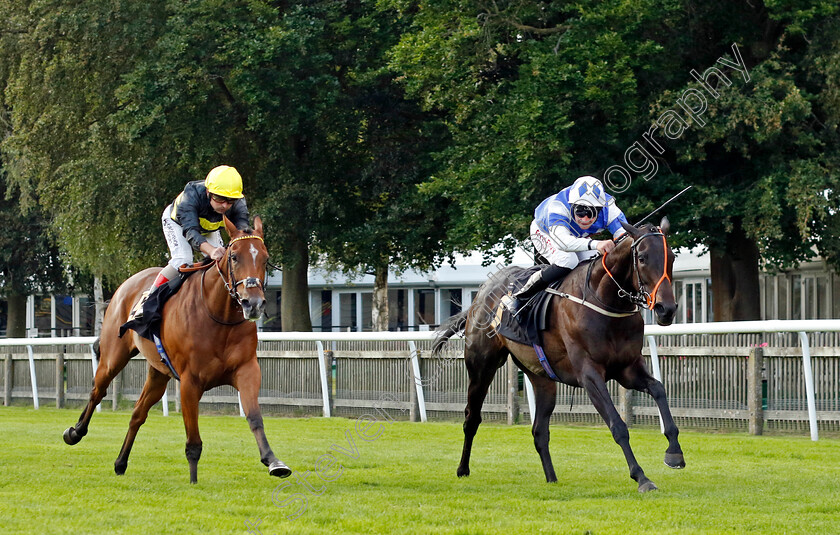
[56,353,65,409]
[408,341,427,422]
[408,361,419,423]
[4,354,11,406]
[747,347,764,436]
[618,386,633,427]
[324,349,335,417]
[507,357,519,425]
[798,332,819,441]
[112,371,121,411]
[27,345,39,410]
[316,342,332,418]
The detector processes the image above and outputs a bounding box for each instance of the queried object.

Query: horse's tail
[432,311,468,357]
[92,337,101,361]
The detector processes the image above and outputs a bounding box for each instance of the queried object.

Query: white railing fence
[2,320,839,440]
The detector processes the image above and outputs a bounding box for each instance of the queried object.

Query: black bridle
[201,235,267,325]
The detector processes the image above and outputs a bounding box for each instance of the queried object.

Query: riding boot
[502,265,573,316]
[127,265,180,322]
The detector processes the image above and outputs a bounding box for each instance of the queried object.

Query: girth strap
[152,333,181,381]
[545,288,639,318]
[533,343,560,382]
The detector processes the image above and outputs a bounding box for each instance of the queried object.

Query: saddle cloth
[491,266,564,347]
[118,263,206,342]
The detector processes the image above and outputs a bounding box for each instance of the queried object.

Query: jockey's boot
[127,265,179,322]
[501,265,573,317]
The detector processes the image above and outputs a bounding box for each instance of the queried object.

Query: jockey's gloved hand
[596,240,616,255]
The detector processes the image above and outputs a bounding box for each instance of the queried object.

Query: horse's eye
[230,253,238,263]
[639,255,646,264]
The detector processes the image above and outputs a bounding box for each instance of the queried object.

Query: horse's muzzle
[240,296,266,321]
[653,301,677,326]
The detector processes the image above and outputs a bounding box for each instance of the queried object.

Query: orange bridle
[601,230,671,310]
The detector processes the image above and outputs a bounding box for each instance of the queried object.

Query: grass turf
[1,406,838,534]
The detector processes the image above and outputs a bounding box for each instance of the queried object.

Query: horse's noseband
[602,229,671,309]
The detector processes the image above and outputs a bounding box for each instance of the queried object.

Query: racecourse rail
[2,320,839,440]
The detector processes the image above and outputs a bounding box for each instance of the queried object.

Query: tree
[1,0,169,289]
[312,1,452,331]
[0,182,73,337]
[388,0,840,321]
[0,1,76,336]
[622,1,840,320]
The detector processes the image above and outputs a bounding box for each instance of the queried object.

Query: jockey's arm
[199,241,226,262]
[547,224,600,253]
[548,224,621,255]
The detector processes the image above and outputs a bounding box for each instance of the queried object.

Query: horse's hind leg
[234,359,291,478]
[526,372,559,482]
[63,336,136,445]
[457,345,507,478]
[114,366,170,475]
[621,364,685,469]
[581,365,657,493]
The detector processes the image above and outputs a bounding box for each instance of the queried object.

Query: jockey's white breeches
[161,204,223,269]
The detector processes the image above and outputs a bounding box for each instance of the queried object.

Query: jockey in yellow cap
[129,165,250,321]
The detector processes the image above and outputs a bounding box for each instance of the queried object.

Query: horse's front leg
[179,378,204,484]
[234,359,291,478]
[580,365,657,492]
[528,373,559,483]
[621,364,685,469]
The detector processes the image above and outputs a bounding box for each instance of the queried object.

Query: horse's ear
[620,220,642,240]
[224,215,240,238]
[253,215,263,238]
[659,216,670,235]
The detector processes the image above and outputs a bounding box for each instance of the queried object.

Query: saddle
[492,266,565,347]
[118,260,213,342]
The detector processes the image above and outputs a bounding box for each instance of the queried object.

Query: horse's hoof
[664,453,686,469]
[638,480,659,493]
[269,460,292,478]
[63,427,81,445]
[114,461,127,475]
[456,467,470,478]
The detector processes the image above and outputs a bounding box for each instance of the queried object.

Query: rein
[600,230,671,309]
[201,234,267,326]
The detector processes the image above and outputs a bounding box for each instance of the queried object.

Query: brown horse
[434,219,684,492]
[63,216,291,483]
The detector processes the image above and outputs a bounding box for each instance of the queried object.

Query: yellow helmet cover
[204,165,244,198]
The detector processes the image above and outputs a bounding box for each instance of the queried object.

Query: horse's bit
[601,230,671,309]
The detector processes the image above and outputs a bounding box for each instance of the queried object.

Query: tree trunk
[280,236,312,332]
[709,225,761,322]
[5,293,27,338]
[93,275,106,336]
[6,293,26,338]
[371,264,389,331]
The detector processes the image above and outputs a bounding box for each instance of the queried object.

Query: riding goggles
[574,205,600,219]
[210,193,237,205]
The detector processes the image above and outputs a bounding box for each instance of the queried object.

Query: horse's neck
[201,264,242,322]
[588,245,636,308]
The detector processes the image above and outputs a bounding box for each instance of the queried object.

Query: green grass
[1,407,839,535]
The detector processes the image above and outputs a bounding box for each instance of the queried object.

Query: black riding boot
[503,265,573,316]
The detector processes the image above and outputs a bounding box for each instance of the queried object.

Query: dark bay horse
[434,219,684,492]
[63,216,291,483]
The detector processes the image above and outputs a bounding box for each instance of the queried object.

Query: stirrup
[127,290,150,322]
[501,294,522,317]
